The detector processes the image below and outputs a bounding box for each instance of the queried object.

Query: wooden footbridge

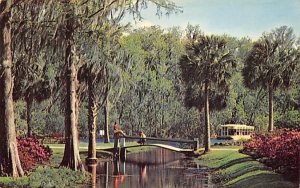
[103,135,199,161]
[124,135,198,151]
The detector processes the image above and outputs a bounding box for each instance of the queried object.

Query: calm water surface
[87,148,216,188]
[93,160,214,188]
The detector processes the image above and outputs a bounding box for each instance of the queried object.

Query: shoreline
[196,148,298,188]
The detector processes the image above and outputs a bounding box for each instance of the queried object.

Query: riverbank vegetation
[197,150,298,188]
[240,129,300,180]
[0,146,90,187]
[0,167,90,188]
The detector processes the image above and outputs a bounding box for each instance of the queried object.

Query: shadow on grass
[214,162,269,183]
[217,157,253,170]
[79,150,112,159]
[227,172,297,188]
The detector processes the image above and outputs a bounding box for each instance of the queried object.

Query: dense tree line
[1,0,299,177]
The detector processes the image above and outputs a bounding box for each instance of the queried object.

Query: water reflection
[86,148,215,188]
[95,159,214,188]
[113,160,125,188]
[87,164,97,188]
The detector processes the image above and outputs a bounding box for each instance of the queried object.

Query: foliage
[243,26,299,91]
[241,129,300,180]
[14,101,27,136]
[242,26,300,131]
[17,137,52,172]
[118,26,186,138]
[0,166,90,188]
[27,166,90,187]
[179,32,236,111]
[275,110,300,130]
[179,28,236,151]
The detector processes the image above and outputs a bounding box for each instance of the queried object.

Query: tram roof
[219,124,255,129]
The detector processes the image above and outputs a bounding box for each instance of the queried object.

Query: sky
[123,0,300,39]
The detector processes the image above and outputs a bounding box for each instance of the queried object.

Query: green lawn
[126,146,157,153]
[197,150,298,188]
[211,145,243,150]
[46,141,145,166]
[45,141,140,150]
[0,144,94,187]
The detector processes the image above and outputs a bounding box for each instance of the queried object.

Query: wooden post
[113,137,119,160]
[193,138,199,151]
[120,138,126,162]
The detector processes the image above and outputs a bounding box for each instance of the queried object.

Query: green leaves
[180,32,236,111]
[243,26,300,91]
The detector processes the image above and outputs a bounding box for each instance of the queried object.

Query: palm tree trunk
[268,85,274,132]
[204,81,211,152]
[0,3,24,176]
[87,81,97,164]
[60,12,84,171]
[104,98,110,143]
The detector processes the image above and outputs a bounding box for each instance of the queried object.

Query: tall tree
[59,0,179,168]
[180,31,236,152]
[0,0,24,177]
[243,26,300,132]
[120,26,184,136]
[11,1,54,137]
[59,1,85,170]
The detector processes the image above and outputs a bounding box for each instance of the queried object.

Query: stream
[86,148,217,188]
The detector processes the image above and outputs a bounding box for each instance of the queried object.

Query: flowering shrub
[241,129,300,180]
[17,137,52,172]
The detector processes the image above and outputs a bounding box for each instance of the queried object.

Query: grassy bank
[0,166,90,188]
[197,150,298,188]
[0,146,92,187]
[0,142,139,186]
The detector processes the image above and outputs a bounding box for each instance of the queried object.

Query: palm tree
[243,26,300,132]
[180,33,236,152]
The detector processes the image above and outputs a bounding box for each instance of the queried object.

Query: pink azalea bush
[241,129,300,180]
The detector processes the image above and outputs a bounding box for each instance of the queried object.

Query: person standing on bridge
[113,122,126,158]
[138,130,146,145]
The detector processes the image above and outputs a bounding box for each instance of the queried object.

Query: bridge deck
[124,143,193,152]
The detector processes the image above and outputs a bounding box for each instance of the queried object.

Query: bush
[17,137,52,172]
[1,166,90,188]
[275,110,300,131]
[241,129,300,180]
[28,166,90,187]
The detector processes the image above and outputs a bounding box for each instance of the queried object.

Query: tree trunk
[154,105,158,137]
[204,82,211,152]
[87,81,97,164]
[60,13,84,171]
[104,98,110,143]
[118,105,123,126]
[268,85,274,132]
[26,98,33,137]
[0,2,24,176]
[160,93,164,136]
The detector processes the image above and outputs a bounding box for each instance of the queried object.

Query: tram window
[228,129,235,135]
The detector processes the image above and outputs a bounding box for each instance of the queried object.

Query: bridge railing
[123,135,199,151]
